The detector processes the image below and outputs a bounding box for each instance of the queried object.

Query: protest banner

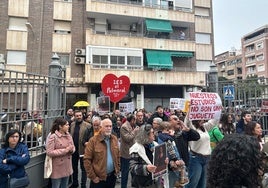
[96,96,110,115]
[188,92,222,120]
[170,98,186,110]
[153,143,167,179]
[119,102,134,115]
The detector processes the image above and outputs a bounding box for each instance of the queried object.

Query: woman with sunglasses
[0,129,30,188]
[129,124,163,188]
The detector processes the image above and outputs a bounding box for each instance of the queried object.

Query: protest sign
[96,96,110,115]
[170,98,186,110]
[153,143,167,179]
[188,92,222,120]
[119,102,134,115]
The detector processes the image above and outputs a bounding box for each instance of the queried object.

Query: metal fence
[212,77,268,133]
[0,66,66,156]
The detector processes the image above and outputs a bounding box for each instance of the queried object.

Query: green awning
[145,19,173,33]
[170,51,194,57]
[146,50,173,69]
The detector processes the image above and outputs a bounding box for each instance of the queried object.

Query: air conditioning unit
[75,48,86,56]
[74,57,85,64]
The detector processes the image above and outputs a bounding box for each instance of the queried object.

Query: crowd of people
[0,104,267,188]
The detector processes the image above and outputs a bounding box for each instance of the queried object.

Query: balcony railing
[96,29,193,41]
[89,63,196,72]
[91,0,193,12]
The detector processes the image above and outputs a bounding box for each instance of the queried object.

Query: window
[256,42,263,50]
[195,7,209,17]
[87,46,142,70]
[110,56,124,68]
[246,55,255,64]
[245,44,254,52]
[227,70,234,76]
[195,33,210,44]
[127,56,142,69]
[9,17,28,31]
[256,54,264,61]
[237,67,242,74]
[196,61,211,71]
[54,21,71,34]
[58,54,70,66]
[258,64,265,72]
[92,55,108,68]
[174,0,192,10]
[7,51,26,65]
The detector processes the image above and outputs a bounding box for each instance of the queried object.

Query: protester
[120,113,139,188]
[170,114,200,167]
[236,111,252,133]
[83,118,120,188]
[206,119,224,150]
[129,124,158,188]
[219,113,236,135]
[185,117,211,188]
[244,121,263,150]
[207,134,263,188]
[136,110,146,127]
[65,108,74,125]
[82,116,102,146]
[69,110,91,188]
[46,117,75,188]
[147,105,169,124]
[0,129,30,188]
[157,121,189,187]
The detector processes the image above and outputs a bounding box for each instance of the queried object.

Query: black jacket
[174,129,200,167]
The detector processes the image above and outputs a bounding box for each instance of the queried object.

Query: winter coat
[0,142,30,188]
[120,121,137,159]
[70,120,90,155]
[129,141,158,187]
[83,133,120,181]
[46,130,75,179]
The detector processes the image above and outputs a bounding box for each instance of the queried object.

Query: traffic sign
[223,85,234,100]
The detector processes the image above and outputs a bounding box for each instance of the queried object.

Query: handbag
[8,174,30,188]
[44,154,52,178]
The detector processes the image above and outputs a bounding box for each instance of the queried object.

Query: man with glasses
[169,115,200,167]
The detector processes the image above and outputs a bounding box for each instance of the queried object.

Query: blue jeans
[185,153,210,188]
[51,176,69,188]
[120,157,130,188]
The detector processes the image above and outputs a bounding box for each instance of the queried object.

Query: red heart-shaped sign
[101,74,130,103]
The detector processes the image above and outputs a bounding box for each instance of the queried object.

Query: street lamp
[207,63,219,93]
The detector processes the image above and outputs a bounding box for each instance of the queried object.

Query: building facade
[242,25,268,81]
[0,0,214,112]
[214,50,243,80]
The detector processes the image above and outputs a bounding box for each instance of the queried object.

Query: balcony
[86,29,195,52]
[84,64,206,86]
[86,0,195,23]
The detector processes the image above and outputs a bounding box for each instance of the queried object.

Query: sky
[213,0,268,55]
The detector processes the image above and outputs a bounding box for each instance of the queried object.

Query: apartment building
[214,50,243,80]
[242,25,268,81]
[0,0,214,112]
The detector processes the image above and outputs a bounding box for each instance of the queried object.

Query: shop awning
[146,50,173,69]
[145,19,173,33]
[170,51,194,57]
